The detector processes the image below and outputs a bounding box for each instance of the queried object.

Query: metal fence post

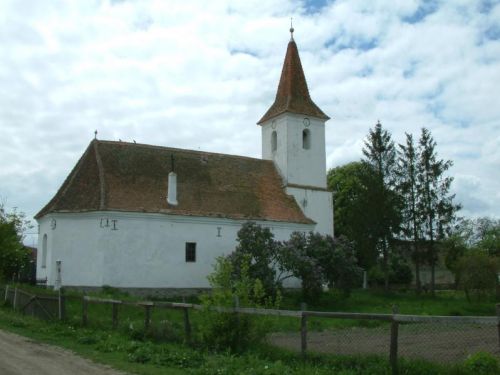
[390,305,399,375]
[301,302,308,358]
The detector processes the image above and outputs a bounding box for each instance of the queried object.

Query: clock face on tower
[303,117,310,127]
[50,218,57,230]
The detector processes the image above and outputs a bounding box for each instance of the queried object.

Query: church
[35,31,334,293]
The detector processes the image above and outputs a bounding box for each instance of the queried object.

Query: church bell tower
[258,27,334,235]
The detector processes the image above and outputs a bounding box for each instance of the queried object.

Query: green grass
[1,285,498,374]
[1,303,478,375]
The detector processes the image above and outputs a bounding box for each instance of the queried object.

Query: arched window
[42,234,48,268]
[302,129,311,149]
[271,131,277,152]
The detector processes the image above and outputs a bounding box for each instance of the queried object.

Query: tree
[456,252,499,302]
[0,204,32,281]
[417,128,460,295]
[327,162,379,269]
[362,121,401,290]
[396,133,425,292]
[227,222,282,298]
[279,232,362,301]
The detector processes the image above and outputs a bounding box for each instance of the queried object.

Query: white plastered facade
[36,211,313,288]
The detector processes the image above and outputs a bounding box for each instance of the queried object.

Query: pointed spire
[257,30,329,125]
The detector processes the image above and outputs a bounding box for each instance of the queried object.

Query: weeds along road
[0,329,129,375]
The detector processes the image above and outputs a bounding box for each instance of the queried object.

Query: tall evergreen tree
[417,128,460,295]
[327,162,380,269]
[362,121,401,290]
[396,133,424,293]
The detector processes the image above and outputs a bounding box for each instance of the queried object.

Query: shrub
[456,253,499,302]
[368,257,413,287]
[463,352,500,375]
[199,256,277,353]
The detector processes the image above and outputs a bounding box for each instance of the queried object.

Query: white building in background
[35,32,333,294]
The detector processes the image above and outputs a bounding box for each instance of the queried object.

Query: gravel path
[0,329,130,375]
[269,324,500,363]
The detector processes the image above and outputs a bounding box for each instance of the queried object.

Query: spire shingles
[257,40,329,124]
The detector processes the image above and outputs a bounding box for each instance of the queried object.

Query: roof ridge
[96,140,268,163]
[93,140,106,210]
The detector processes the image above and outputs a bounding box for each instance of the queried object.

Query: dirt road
[0,329,129,375]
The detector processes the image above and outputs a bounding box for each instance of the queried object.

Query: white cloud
[0,0,499,246]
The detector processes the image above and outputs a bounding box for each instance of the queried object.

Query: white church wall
[37,211,313,289]
[285,186,334,236]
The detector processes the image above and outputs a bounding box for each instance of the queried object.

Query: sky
[0,0,499,246]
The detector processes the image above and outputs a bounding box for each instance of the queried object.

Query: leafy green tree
[362,121,402,290]
[327,162,379,269]
[227,222,282,297]
[417,128,460,295]
[396,133,425,292]
[279,232,362,301]
[0,204,31,281]
[456,252,499,302]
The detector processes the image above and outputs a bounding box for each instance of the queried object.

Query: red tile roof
[258,40,329,124]
[35,140,313,225]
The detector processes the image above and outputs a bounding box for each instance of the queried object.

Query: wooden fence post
[496,304,500,350]
[233,295,240,323]
[112,302,119,330]
[390,305,399,375]
[13,287,18,311]
[82,296,88,326]
[58,288,66,320]
[301,302,308,358]
[182,297,191,342]
[144,304,152,331]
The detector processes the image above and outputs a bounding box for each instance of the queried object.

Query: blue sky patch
[325,35,378,52]
[478,0,499,13]
[302,0,333,14]
[402,0,439,24]
[484,25,500,41]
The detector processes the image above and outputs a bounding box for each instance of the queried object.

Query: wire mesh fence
[2,284,499,371]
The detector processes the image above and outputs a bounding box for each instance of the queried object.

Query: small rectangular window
[185,242,196,262]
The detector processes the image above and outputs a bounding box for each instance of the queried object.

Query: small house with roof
[35,33,334,293]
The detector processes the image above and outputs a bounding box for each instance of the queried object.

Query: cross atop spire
[290,18,294,41]
[257,31,329,124]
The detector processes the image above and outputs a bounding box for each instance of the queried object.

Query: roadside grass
[0,303,479,375]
